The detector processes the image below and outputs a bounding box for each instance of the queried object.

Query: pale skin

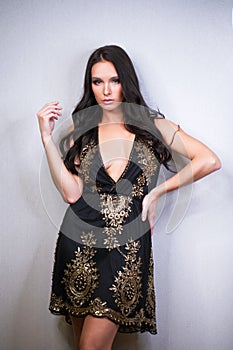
[37,60,221,350]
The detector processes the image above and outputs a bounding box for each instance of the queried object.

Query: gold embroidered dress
[49,126,160,334]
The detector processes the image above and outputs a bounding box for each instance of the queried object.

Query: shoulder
[154,117,180,146]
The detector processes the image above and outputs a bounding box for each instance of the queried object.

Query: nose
[103,83,111,96]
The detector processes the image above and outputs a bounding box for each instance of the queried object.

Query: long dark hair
[60,45,172,174]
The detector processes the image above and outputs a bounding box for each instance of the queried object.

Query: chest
[98,124,136,182]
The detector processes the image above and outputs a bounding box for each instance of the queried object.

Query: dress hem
[49,295,157,335]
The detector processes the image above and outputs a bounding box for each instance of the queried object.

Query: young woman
[37,45,221,350]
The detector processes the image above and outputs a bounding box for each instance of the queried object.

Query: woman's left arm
[142,118,221,228]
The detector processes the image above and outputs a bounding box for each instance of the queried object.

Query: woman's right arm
[37,101,83,203]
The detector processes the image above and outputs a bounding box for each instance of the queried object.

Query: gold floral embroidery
[80,231,97,247]
[49,136,160,334]
[102,227,120,250]
[49,294,157,333]
[100,194,133,250]
[79,140,97,185]
[61,232,99,306]
[134,140,159,186]
[49,293,64,312]
[132,173,145,198]
[110,240,142,316]
[145,249,156,318]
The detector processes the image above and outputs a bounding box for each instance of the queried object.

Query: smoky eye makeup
[91,76,121,85]
[92,78,102,85]
[111,77,120,83]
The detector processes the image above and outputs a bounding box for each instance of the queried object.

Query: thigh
[80,315,119,350]
[70,315,85,350]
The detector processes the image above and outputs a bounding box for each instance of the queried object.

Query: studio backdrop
[1,1,233,350]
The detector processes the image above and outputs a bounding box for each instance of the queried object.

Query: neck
[101,106,124,124]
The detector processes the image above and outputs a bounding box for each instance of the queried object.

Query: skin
[92,60,136,182]
[91,60,123,118]
[37,59,221,350]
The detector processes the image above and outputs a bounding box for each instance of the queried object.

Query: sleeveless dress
[49,126,161,334]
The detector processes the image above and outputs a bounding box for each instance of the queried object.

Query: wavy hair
[60,45,172,174]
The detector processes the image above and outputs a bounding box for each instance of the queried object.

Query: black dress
[49,126,160,334]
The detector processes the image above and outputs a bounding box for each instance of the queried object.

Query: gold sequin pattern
[100,194,133,250]
[134,139,159,185]
[145,249,156,318]
[49,294,157,334]
[79,140,97,185]
[110,240,142,316]
[61,232,99,307]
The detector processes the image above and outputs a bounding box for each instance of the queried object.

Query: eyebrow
[91,75,119,80]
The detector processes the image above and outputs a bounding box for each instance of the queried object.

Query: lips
[102,99,114,104]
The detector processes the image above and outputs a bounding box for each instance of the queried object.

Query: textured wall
[1,1,232,349]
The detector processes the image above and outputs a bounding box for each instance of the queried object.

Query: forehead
[91,60,118,77]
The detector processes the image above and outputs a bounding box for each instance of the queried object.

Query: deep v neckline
[97,125,136,184]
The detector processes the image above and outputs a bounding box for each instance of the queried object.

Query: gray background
[1,1,233,349]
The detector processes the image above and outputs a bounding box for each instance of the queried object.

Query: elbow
[61,182,83,204]
[205,154,222,174]
[62,192,81,204]
[210,155,221,171]
[64,196,80,204]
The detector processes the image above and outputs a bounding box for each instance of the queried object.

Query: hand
[141,188,159,235]
[37,101,62,144]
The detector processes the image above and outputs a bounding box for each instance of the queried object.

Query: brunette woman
[37,45,221,350]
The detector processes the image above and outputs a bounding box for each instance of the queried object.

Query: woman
[37,45,221,350]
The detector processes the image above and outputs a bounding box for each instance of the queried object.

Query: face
[91,60,123,111]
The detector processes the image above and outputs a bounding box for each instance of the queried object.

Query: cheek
[115,86,123,98]
[92,86,100,99]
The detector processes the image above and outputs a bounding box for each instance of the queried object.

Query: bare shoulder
[154,118,180,146]
[154,117,221,167]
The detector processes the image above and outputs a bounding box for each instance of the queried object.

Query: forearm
[43,136,82,203]
[154,153,221,198]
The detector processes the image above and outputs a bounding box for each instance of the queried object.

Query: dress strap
[168,125,180,146]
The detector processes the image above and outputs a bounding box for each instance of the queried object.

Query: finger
[39,102,62,114]
[45,101,60,106]
[150,225,155,236]
[50,109,62,116]
[43,105,63,114]
[141,197,148,222]
[49,113,59,120]
[39,102,59,112]
[39,109,62,119]
[148,214,155,235]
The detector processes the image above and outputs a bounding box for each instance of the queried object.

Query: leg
[70,315,85,350]
[79,315,119,350]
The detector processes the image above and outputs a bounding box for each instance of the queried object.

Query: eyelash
[92,78,120,85]
[92,79,101,85]
[112,78,120,84]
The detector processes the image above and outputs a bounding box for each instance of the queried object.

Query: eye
[111,77,120,84]
[92,79,102,85]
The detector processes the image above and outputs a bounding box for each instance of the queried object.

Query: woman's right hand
[37,101,62,145]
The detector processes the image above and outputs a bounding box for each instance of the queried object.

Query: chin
[100,101,122,111]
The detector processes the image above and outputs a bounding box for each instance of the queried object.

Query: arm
[142,118,221,229]
[37,101,83,204]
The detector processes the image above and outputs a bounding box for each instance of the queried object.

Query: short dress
[49,126,161,334]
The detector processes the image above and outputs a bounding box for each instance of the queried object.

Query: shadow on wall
[113,333,138,349]
[56,318,74,348]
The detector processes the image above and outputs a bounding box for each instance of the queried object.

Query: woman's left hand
[141,188,160,235]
